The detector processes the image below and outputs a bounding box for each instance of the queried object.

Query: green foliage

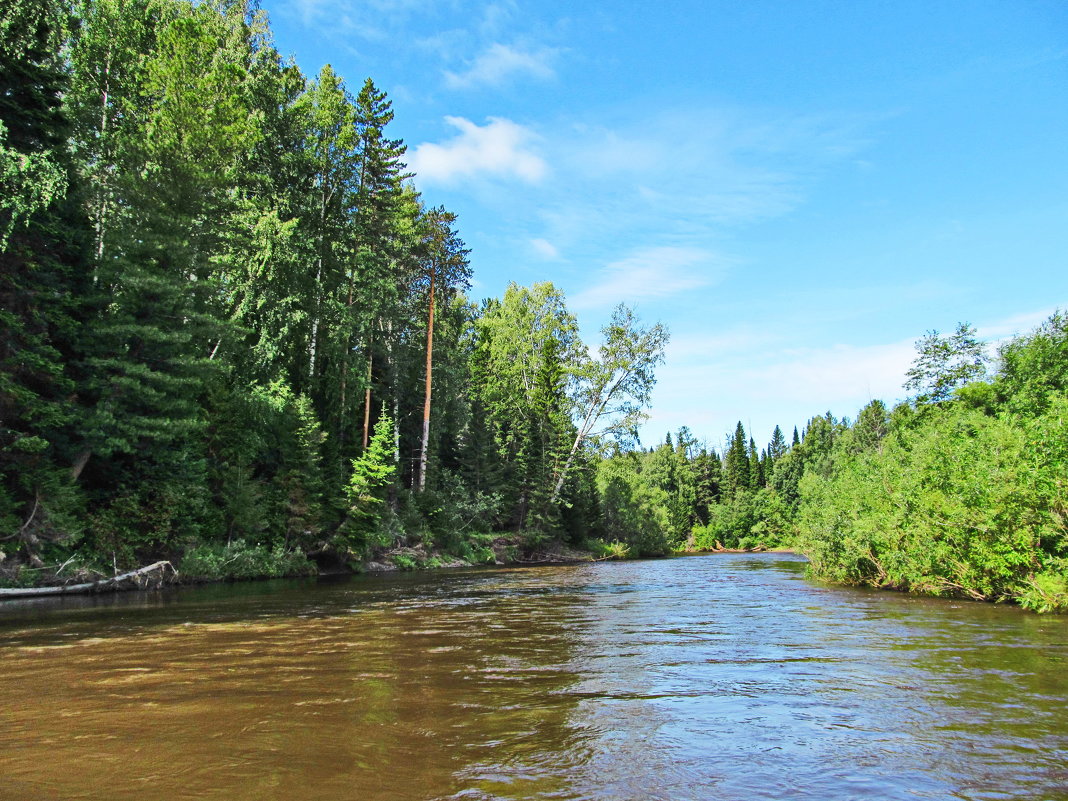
[585,538,631,560]
[797,392,1068,609]
[770,316,1068,612]
[691,489,792,551]
[180,539,315,581]
[471,282,581,528]
[905,322,988,404]
[338,413,396,553]
[389,552,417,571]
[595,454,674,556]
[3,0,694,584]
[993,311,1068,415]
[1017,567,1068,614]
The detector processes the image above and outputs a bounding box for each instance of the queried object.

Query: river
[1,553,1065,800]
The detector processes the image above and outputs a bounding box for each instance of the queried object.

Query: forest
[2,0,1065,612]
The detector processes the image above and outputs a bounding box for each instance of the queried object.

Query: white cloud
[530,238,559,259]
[977,307,1058,340]
[645,337,916,445]
[570,246,726,310]
[408,116,547,185]
[649,304,1065,443]
[749,341,915,407]
[282,0,431,39]
[444,43,557,89]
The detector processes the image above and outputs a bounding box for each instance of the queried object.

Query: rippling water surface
[2,553,1066,800]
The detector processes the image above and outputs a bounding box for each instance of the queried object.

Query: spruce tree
[0,0,94,558]
[724,422,750,498]
[748,436,762,489]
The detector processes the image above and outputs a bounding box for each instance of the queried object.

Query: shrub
[585,538,630,560]
[180,539,315,581]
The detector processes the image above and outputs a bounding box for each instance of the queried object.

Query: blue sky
[263,0,1068,451]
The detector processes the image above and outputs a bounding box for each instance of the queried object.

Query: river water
[1,553,1065,800]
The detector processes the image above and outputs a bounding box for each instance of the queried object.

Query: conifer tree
[0,0,93,558]
[748,436,762,489]
[768,425,787,460]
[724,422,750,498]
[692,448,721,525]
[415,207,470,491]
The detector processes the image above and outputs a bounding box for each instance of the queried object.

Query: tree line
[0,0,667,583]
[4,0,1063,613]
[595,317,1068,612]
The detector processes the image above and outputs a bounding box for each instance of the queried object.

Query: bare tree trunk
[362,348,373,450]
[549,396,601,504]
[308,191,328,385]
[309,258,321,383]
[0,561,175,598]
[71,449,92,481]
[418,270,435,491]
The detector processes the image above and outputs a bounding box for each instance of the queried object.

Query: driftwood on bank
[0,561,175,598]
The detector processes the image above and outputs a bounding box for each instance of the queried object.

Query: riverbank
[0,535,613,599]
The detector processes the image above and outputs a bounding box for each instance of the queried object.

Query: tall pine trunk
[417,270,434,491]
[362,347,372,449]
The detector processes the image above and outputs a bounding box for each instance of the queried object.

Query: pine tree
[692,448,721,525]
[748,436,763,489]
[415,206,470,491]
[340,412,397,551]
[724,422,750,498]
[0,0,95,559]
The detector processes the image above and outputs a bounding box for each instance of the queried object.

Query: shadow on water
[1,553,1066,801]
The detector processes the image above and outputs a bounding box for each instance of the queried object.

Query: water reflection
[1,555,1066,801]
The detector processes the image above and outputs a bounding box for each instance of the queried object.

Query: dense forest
[597,317,1068,612]
[2,0,1065,612]
[0,0,671,583]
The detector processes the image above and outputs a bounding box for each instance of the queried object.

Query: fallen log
[0,561,175,598]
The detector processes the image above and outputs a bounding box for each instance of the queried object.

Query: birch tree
[550,304,668,504]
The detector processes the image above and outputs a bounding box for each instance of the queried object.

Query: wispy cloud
[647,336,916,446]
[977,307,1058,340]
[408,116,547,185]
[444,42,558,89]
[645,304,1063,444]
[530,238,559,259]
[570,246,726,310]
[280,0,433,39]
[508,107,872,270]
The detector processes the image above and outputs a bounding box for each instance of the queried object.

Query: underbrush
[179,539,316,581]
[584,538,631,560]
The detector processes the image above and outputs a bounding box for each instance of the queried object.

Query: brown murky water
[1,553,1066,800]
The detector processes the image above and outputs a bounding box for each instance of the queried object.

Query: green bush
[1017,567,1068,614]
[585,538,630,560]
[180,539,315,581]
[595,459,674,556]
[389,552,417,571]
[797,393,1068,609]
[690,489,792,550]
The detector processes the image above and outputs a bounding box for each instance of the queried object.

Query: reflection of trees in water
[294,567,597,800]
[4,558,1067,801]
[773,558,1068,801]
[0,568,592,801]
